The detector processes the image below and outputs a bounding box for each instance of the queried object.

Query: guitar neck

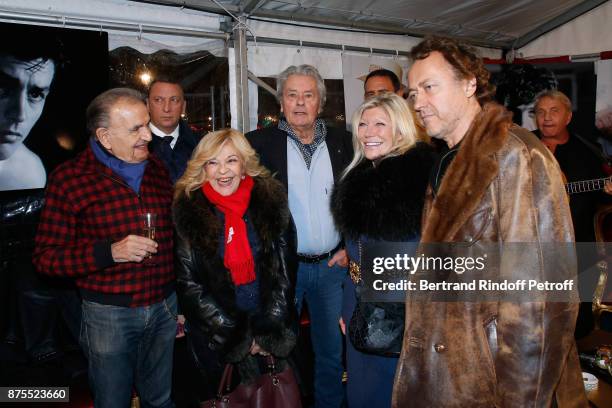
[565,176,611,194]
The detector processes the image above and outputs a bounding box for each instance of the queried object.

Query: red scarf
[202,175,255,285]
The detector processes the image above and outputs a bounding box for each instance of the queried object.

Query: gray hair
[276,64,326,111]
[86,87,145,137]
[534,89,572,112]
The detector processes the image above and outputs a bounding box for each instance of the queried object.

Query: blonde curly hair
[174,128,270,200]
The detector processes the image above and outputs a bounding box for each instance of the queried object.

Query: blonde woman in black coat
[331,94,435,407]
[173,129,297,399]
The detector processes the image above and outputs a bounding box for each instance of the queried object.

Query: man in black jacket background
[147,76,202,183]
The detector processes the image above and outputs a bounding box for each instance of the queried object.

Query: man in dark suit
[147,77,205,407]
[147,76,201,183]
[246,64,352,408]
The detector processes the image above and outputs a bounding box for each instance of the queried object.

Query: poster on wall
[341,53,410,130]
[0,23,109,364]
[0,22,109,192]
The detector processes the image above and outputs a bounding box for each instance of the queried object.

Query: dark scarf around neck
[90,138,148,194]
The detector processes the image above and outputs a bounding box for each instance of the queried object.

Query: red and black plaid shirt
[34,146,174,307]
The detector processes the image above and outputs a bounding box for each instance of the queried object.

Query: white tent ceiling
[2,1,610,58]
[0,0,226,54]
[134,0,609,50]
[518,0,612,58]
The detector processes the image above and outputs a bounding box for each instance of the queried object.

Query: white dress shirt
[149,123,180,149]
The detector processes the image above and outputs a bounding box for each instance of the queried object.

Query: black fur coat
[331,142,436,241]
[330,143,435,356]
[173,175,297,383]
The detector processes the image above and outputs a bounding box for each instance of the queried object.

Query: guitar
[565,176,612,195]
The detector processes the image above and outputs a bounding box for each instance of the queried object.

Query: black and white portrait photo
[0,22,108,191]
[0,22,108,383]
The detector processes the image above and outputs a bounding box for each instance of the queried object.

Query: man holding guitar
[535,90,607,243]
[535,89,609,338]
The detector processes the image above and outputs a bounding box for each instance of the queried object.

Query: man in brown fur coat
[392,36,587,407]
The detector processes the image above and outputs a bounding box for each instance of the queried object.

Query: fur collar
[331,142,436,241]
[421,102,513,243]
[173,175,289,254]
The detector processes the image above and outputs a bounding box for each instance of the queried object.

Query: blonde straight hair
[343,93,428,178]
[174,128,270,200]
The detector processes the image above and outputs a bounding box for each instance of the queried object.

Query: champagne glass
[141,212,157,259]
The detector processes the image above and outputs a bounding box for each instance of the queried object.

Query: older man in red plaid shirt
[34,88,176,408]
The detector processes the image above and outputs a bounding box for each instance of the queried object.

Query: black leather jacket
[1,189,45,263]
[173,176,297,361]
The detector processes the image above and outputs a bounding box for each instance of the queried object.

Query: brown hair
[147,73,184,97]
[411,36,495,105]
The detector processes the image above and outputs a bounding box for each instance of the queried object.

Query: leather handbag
[348,297,404,357]
[200,356,302,408]
[348,239,404,357]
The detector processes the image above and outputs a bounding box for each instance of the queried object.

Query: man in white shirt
[147,76,201,183]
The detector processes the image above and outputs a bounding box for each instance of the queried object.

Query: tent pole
[233,14,250,133]
[248,71,275,97]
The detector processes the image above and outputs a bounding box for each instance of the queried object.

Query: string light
[140,71,152,85]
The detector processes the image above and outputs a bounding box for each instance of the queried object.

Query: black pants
[3,259,81,360]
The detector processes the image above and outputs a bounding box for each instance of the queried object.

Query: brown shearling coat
[392,103,587,408]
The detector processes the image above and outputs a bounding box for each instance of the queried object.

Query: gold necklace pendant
[349,260,361,284]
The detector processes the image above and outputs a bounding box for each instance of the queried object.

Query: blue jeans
[295,261,346,408]
[80,293,177,408]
